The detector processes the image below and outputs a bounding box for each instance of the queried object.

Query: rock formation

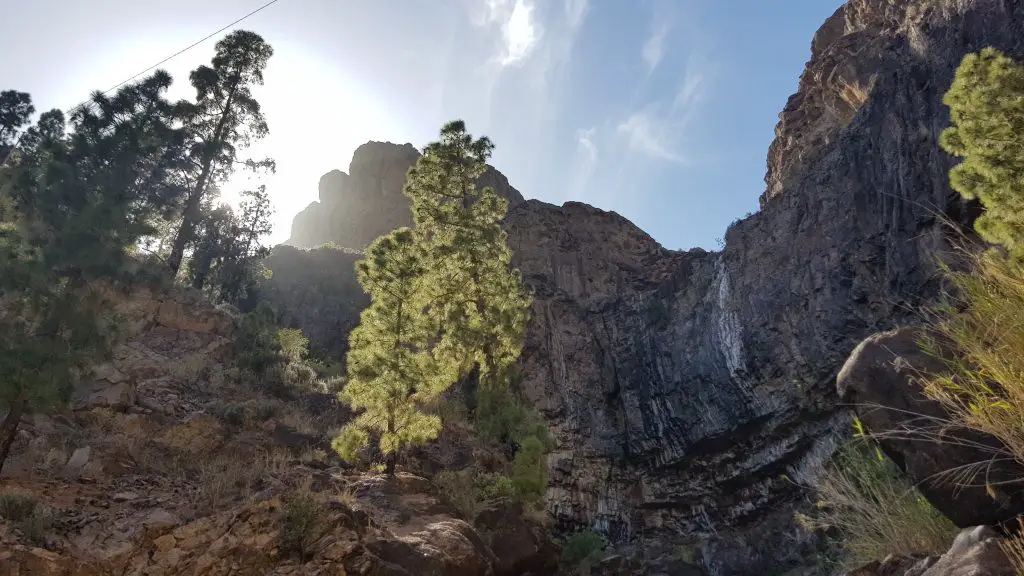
[262,0,1024,573]
[837,327,1024,528]
[285,140,524,250]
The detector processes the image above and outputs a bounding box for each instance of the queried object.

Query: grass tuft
[798,440,956,568]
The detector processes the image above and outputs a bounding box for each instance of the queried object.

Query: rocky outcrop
[837,327,1024,527]
[845,526,1017,576]
[285,140,524,250]
[268,0,1024,573]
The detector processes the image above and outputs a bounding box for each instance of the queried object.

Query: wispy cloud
[563,0,589,31]
[617,55,708,164]
[567,127,598,200]
[641,23,669,73]
[472,0,542,67]
[617,111,683,163]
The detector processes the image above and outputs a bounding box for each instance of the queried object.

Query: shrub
[799,439,956,567]
[474,384,548,447]
[435,469,518,518]
[511,435,547,507]
[279,491,326,561]
[0,493,55,546]
[276,327,309,363]
[234,302,282,377]
[0,492,38,522]
[561,529,606,569]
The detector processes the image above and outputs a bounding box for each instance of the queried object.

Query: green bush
[234,302,282,377]
[561,529,606,569]
[279,491,325,561]
[511,435,547,507]
[276,327,309,362]
[0,493,38,522]
[0,493,55,546]
[474,384,548,447]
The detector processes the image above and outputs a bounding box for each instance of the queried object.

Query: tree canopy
[941,47,1024,256]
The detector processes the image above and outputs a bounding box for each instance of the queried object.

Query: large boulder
[837,326,1024,527]
[473,499,559,576]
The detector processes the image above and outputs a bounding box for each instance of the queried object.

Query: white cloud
[567,127,598,201]
[642,23,669,73]
[564,0,589,31]
[500,0,540,66]
[618,55,708,164]
[617,111,683,163]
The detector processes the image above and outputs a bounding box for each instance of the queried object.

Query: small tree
[940,47,1024,257]
[333,228,451,476]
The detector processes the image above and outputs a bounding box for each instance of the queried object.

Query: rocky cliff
[286,140,524,250]
[266,0,1024,573]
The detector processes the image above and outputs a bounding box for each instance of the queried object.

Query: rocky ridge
[267,0,1024,573]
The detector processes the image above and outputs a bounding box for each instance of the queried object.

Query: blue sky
[1,0,843,250]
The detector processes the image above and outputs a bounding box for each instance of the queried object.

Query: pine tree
[404,120,532,398]
[941,47,1024,256]
[0,90,34,149]
[185,185,273,305]
[0,73,185,473]
[332,228,452,476]
[167,30,275,274]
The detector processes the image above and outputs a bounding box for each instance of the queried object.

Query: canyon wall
[265,1,1024,572]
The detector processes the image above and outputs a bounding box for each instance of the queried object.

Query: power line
[2,0,284,168]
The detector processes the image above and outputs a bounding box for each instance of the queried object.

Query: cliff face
[268,1,1024,573]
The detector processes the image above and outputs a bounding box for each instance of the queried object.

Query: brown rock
[473,499,559,576]
[837,327,1024,527]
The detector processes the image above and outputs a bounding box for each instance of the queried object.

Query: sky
[0,0,844,251]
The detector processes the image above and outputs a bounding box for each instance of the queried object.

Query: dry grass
[799,440,957,568]
[919,249,1024,468]
[1000,519,1024,576]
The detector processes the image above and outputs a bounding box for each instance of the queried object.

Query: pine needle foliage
[940,48,1024,258]
[404,120,532,396]
[333,228,451,475]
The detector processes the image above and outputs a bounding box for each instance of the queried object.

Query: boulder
[837,327,1024,527]
[473,499,559,576]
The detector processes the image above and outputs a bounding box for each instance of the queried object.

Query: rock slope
[267,0,1024,573]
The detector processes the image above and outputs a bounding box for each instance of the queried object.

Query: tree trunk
[167,80,240,275]
[0,395,27,476]
[385,451,396,477]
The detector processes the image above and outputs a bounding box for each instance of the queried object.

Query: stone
[837,327,1024,527]
[473,498,559,576]
[112,492,138,502]
[142,509,179,533]
[919,526,1015,576]
[64,446,91,476]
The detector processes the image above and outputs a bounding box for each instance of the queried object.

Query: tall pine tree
[405,120,532,399]
[167,30,274,274]
[941,47,1024,256]
[332,228,453,476]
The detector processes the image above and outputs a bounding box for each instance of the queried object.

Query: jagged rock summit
[286,140,524,250]
[265,0,1024,573]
